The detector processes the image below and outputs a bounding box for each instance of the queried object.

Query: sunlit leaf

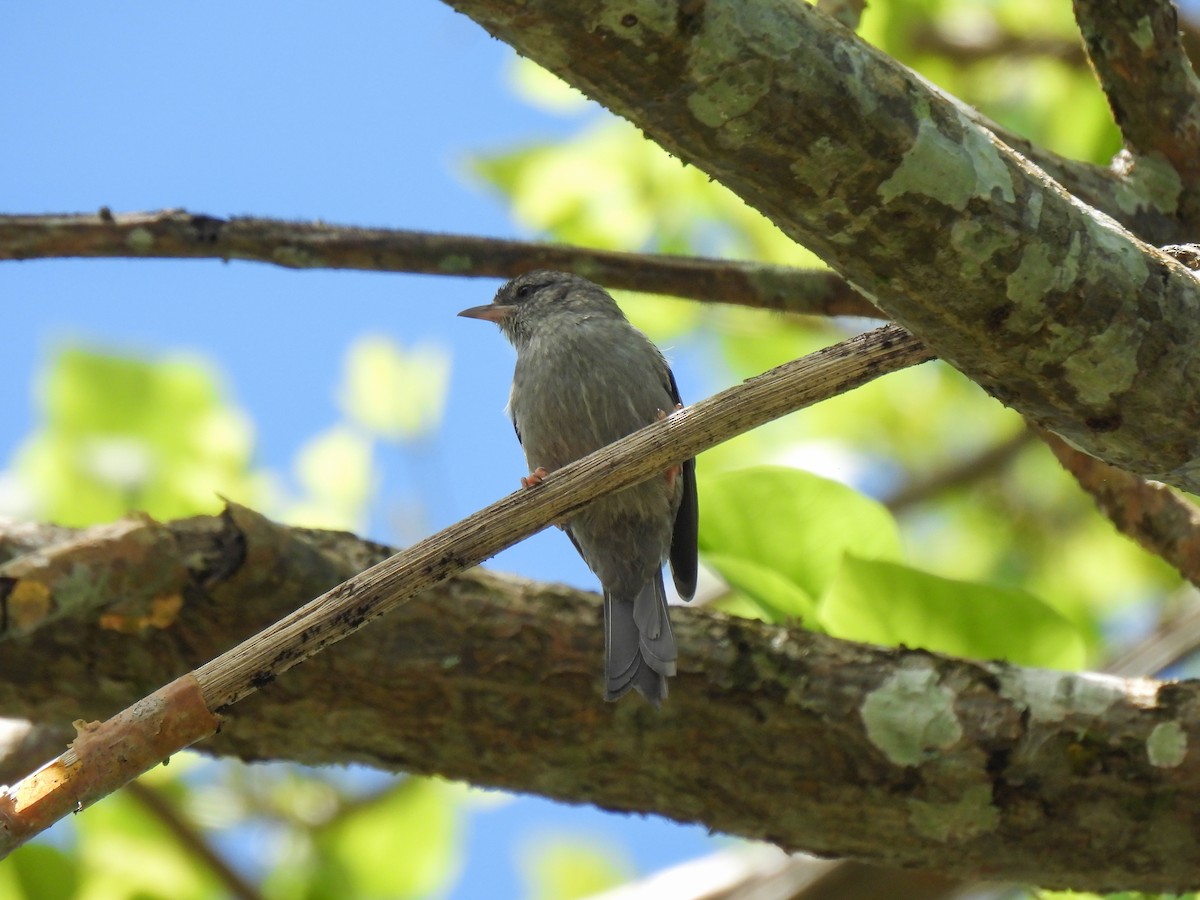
[76,786,217,900]
[819,557,1088,670]
[338,336,451,441]
[703,552,819,624]
[319,777,462,899]
[9,844,81,900]
[699,466,903,602]
[520,836,633,900]
[13,347,258,526]
[507,58,591,115]
[287,425,374,530]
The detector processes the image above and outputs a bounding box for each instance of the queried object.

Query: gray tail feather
[604,573,676,706]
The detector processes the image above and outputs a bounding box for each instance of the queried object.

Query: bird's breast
[510,322,673,473]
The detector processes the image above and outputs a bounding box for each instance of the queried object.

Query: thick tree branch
[440,0,1200,492]
[1073,0,1200,210]
[0,326,932,855]
[674,585,1200,900]
[0,210,879,318]
[1041,429,1200,590]
[1,501,1200,889]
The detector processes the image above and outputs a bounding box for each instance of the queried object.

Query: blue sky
[1,2,722,895]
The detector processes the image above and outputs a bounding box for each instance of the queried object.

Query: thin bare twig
[883,428,1037,513]
[0,210,879,318]
[909,25,1088,67]
[123,780,264,900]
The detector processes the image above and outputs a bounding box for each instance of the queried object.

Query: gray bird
[459,271,698,705]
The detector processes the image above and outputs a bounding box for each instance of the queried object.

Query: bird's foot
[521,466,550,489]
[653,403,684,423]
[665,463,681,492]
[654,408,684,491]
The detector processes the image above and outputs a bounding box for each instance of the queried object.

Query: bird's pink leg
[656,405,684,491]
[521,466,550,489]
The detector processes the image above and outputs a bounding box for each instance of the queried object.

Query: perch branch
[1041,429,1200,591]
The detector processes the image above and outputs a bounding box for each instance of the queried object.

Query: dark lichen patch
[985,303,1013,330]
[1084,412,1123,433]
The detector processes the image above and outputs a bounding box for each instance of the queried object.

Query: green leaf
[77,785,215,899]
[819,557,1087,670]
[507,58,591,115]
[703,552,818,624]
[319,777,462,899]
[338,336,451,441]
[699,466,903,601]
[9,843,81,900]
[520,837,633,900]
[286,425,374,530]
[15,346,258,525]
[471,119,817,265]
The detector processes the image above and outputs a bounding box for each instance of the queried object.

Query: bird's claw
[655,407,684,490]
[521,466,550,489]
[654,403,685,423]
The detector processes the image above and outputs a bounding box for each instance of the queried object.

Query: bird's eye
[516,284,534,300]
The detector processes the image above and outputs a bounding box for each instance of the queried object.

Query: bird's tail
[604,572,676,706]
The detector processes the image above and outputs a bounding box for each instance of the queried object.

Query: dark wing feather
[665,367,698,601]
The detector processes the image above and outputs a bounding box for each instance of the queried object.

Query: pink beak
[458,304,514,323]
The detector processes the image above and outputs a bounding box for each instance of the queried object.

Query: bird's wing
[665,367,699,602]
[564,524,587,563]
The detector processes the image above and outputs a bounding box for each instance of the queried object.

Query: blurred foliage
[3,0,1194,898]
[0,335,463,899]
[518,837,633,900]
[337,336,450,443]
[822,556,1086,669]
[8,348,261,527]
[1041,892,1197,900]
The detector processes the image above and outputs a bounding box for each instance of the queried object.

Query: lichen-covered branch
[439,0,1200,492]
[1041,429,1200,590]
[1,507,1199,890]
[0,210,878,318]
[1073,0,1200,221]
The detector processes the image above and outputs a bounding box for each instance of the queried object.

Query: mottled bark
[1073,0,1200,221]
[1042,429,1200,590]
[2,510,1200,891]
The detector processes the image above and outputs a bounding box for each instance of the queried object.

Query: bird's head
[458,270,622,349]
